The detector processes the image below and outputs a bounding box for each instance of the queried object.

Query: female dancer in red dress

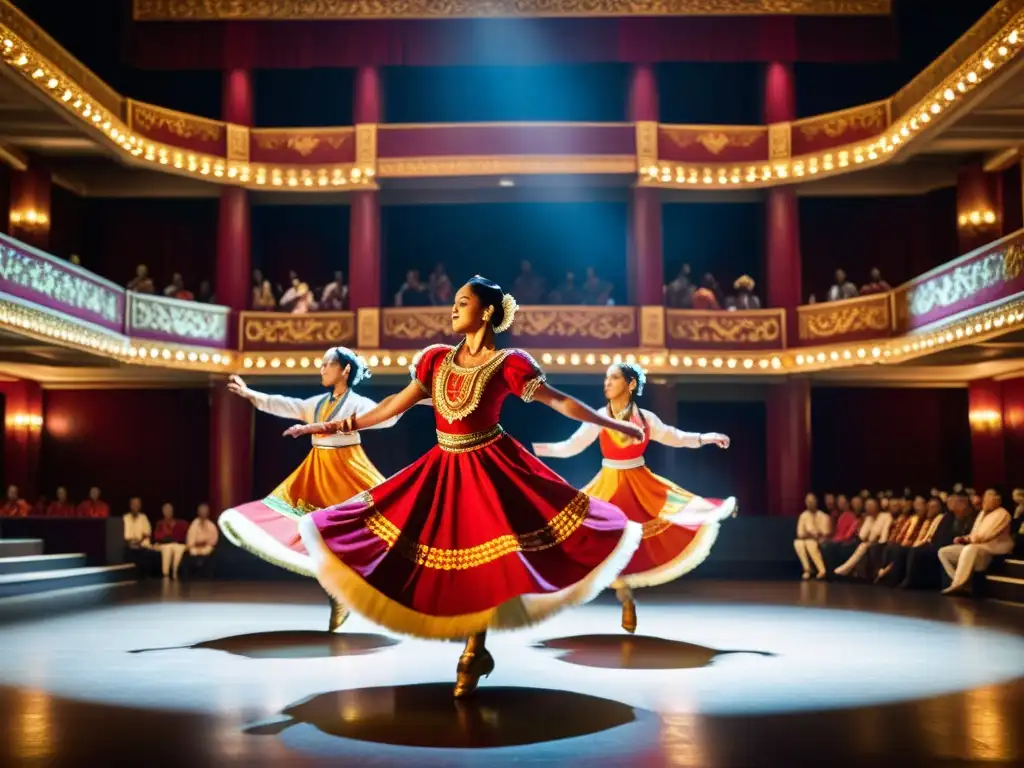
[534,362,734,634]
[286,276,644,698]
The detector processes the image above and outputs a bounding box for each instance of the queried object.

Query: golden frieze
[662,127,763,155]
[383,309,455,341]
[798,299,891,340]
[1004,242,1024,282]
[512,307,637,340]
[904,245,1021,319]
[242,313,355,347]
[377,156,636,177]
[667,311,782,345]
[133,0,892,21]
[796,103,886,140]
[253,130,352,156]
[130,103,223,142]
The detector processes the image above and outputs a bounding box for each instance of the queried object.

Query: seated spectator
[665,264,694,309]
[875,496,941,586]
[428,263,454,306]
[901,493,958,588]
[938,487,1014,595]
[834,497,892,577]
[77,486,110,518]
[153,502,188,579]
[290,283,318,314]
[127,264,155,294]
[874,496,925,583]
[252,280,277,310]
[320,271,348,310]
[859,267,891,296]
[732,275,762,310]
[196,279,215,304]
[827,268,858,301]
[1,485,29,517]
[582,267,613,305]
[821,494,860,569]
[394,269,431,307]
[794,493,830,580]
[692,274,722,310]
[279,271,302,311]
[164,273,194,301]
[183,502,218,579]
[123,497,156,577]
[46,486,75,517]
[513,260,546,305]
[548,271,583,305]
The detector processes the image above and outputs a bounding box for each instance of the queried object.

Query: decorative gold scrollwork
[242,313,356,347]
[666,310,782,345]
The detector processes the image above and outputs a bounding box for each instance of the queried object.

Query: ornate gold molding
[635,121,658,170]
[768,122,791,160]
[640,306,665,347]
[226,124,249,162]
[793,101,887,140]
[512,306,637,340]
[382,308,453,341]
[129,100,223,142]
[133,0,891,20]
[666,309,784,347]
[377,155,636,177]
[797,294,891,341]
[355,123,377,171]
[662,125,765,155]
[357,308,380,349]
[241,312,356,348]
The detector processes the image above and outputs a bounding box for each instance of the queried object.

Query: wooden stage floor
[0,580,1021,767]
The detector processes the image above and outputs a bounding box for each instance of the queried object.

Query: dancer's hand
[701,432,730,449]
[613,421,645,442]
[283,423,317,438]
[227,374,250,399]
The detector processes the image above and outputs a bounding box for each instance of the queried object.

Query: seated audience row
[665,264,761,310]
[2,485,110,518]
[127,264,215,303]
[124,498,218,579]
[795,486,1022,595]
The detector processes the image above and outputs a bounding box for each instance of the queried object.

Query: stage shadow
[535,634,775,669]
[129,631,399,659]
[244,684,639,748]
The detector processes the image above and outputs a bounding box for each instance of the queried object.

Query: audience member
[163,273,194,301]
[513,260,546,305]
[938,487,1014,595]
[834,497,892,577]
[196,279,215,304]
[665,264,694,308]
[581,267,613,305]
[183,503,218,579]
[152,502,188,579]
[1,485,29,517]
[46,486,75,517]
[548,271,583,305]
[252,280,277,310]
[692,274,722,310]
[76,486,110,518]
[896,496,953,588]
[289,283,318,314]
[127,264,155,294]
[859,267,891,295]
[794,493,830,580]
[394,269,431,307]
[123,497,155,577]
[428,263,454,306]
[320,271,348,310]
[279,271,302,310]
[732,275,761,309]
[827,268,858,301]
[873,496,924,583]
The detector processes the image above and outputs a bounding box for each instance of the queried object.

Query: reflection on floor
[0,580,1021,767]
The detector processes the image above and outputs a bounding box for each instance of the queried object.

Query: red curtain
[128,17,895,70]
[41,389,211,517]
[811,387,971,495]
[799,189,957,301]
[1003,377,1024,487]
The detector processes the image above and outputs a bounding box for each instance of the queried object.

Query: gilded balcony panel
[382,308,458,347]
[0,234,124,331]
[895,229,1024,332]
[790,101,889,156]
[127,100,227,156]
[658,125,769,163]
[241,311,357,351]
[127,293,230,348]
[666,308,785,350]
[796,293,892,344]
[250,127,356,165]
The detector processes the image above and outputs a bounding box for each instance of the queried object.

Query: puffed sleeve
[409,344,451,395]
[503,349,547,402]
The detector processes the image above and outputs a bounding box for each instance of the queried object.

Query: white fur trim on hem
[218,508,316,578]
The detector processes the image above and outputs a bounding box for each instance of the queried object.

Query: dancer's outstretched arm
[533,421,601,458]
[532,384,643,442]
[644,409,729,449]
[284,380,425,437]
[228,375,312,421]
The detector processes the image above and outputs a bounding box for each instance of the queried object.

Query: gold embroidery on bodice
[433,345,511,423]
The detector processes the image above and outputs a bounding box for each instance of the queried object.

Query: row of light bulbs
[641,26,1022,188]
[9,208,49,228]
[958,209,998,227]
[1,37,375,189]
[6,413,42,429]
[127,345,233,366]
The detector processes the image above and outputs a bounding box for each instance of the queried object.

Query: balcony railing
[127,292,230,348]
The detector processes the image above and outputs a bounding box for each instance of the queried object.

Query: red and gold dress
[218,389,398,577]
[298,344,642,639]
[534,407,735,589]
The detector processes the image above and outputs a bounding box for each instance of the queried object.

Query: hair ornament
[494,292,518,333]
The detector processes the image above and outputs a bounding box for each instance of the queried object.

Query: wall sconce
[958,209,997,229]
[9,208,49,230]
[968,408,1002,431]
[6,413,43,430]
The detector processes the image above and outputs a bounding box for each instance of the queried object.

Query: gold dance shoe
[621,598,638,634]
[328,598,350,633]
[453,649,495,699]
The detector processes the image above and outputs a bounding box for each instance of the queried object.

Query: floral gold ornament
[797,295,892,341]
[512,306,637,341]
[242,312,357,349]
[129,101,223,142]
[132,0,891,20]
[666,310,784,348]
[795,102,887,141]
[383,308,457,342]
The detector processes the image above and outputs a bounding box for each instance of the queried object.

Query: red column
[350,67,382,344]
[968,379,1005,491]
[956,162,1003,255]
[209,385,253,516]
[766,378,810,517]
[222,68,254,126]
[766,187,801,342]
[9,166,52,251]
[215,188,251,320]
[763,62,795,125]
[627,64,663,308]
[0,379,43,498]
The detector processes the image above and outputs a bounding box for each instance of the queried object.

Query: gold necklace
[613,402,633,420]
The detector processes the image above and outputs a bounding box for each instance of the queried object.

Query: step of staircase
[985,571,1024,606]
[0,539,44,558]
[993,558,1024,580]
[0,563,136,599]
[0,553,88,575]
